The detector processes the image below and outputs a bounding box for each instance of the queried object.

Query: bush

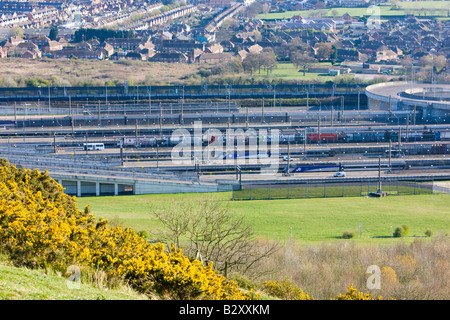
[425,229,433,237]
[0,159,255,300]
[342,231,355,239]
[137,230,149,239]
[401,225,409,236]
[263,279,313,300]
[334,284,383,300]
[394,225,409,237]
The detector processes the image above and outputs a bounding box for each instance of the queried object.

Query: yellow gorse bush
[0,159,254,300]
[334,284,383,300]
[263,279,313,300]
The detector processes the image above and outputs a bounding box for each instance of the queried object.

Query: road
[198,167,450,184]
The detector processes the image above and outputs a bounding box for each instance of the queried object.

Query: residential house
[205,43,223,54]
[342,13,352,22]
[22,49,41,59]
[247,43,263,55]
[27,35,50,49]
[74,41,92,50]
[160,31,174,40]
[376,48,399,62]
[220,40,235,51]
[150,52,188,63]
[106,37,152,51]
[235,49,248,61]
[139,47,155,60]
[110,51,127,61]
[2,36,24,55]
[421,35,442,51]
[87,38,100,48]
[100,42,114,58]
[58,37,69,48]
[340,39,354,49]
[125,52,145,60]
[2,41,15,56]
[0,46,7,58]
[197,52,233,63]
[42,40,63,54]
[52,48,101,60]
[411,47,429,61]
[9,36,25,46]
[169,23,191,35]
[336,48,362,61]
[156,38,205,53]
[15,41,40,56]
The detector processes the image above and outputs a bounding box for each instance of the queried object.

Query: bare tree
[419,54,447,73]
[291,52,317,76]
[260,48,278,75]
[243,53,260,75]
[150,199,279,277]
[315,42,334,61]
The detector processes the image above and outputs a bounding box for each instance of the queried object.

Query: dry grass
[0,57,202,87]
[254,236,450,300]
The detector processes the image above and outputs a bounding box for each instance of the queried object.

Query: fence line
[231,179,440,200]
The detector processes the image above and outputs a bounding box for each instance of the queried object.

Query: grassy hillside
[0,160,254,300]
[0,57,202,87]
[76,193,450,245]
[0,257,147,300]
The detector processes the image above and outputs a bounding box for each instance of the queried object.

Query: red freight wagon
[307,134,338,142]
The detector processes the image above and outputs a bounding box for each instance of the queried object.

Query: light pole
[48,84,51,112]
[377,156,382,193]
[390,226,393,247]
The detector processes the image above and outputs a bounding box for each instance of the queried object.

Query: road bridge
[1,150,234,196]
[0,83,367,103]
[366,81,450,122]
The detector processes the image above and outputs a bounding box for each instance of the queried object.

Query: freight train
[116,128,448,148]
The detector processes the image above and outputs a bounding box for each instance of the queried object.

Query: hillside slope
[0,258,147,300]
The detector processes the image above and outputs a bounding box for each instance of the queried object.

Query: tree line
[73,28,136,43]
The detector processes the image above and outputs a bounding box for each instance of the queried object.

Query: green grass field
[258,1,450,20]
[0,257,147,300]
[76,192,450,245]
[232,182,434,200]
[249,62,348,82]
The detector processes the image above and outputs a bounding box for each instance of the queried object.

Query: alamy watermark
[65,265,81,290]
[367,265,381,290]
[169,121,280,175]
[367,5,381,30]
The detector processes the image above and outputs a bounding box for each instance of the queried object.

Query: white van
[83,143,105,151]
[333,171,346,177]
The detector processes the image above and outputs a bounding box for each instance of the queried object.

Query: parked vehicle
[83,143,104,151]
[333,171,346,177]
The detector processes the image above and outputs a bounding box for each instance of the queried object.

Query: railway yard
[0,82,449,196]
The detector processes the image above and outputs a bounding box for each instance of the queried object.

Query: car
[283,156,294,161]
[333,172,346,177]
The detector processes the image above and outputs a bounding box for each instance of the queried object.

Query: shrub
[137,230,149,239]
[393,227,403,237]
[342,231,355,239]
[394,225,409,237]
[425,229,433,237]
[0,159,256,300]
[401,225,409,236]
[334,284,383,300]
[263,279,313,300]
